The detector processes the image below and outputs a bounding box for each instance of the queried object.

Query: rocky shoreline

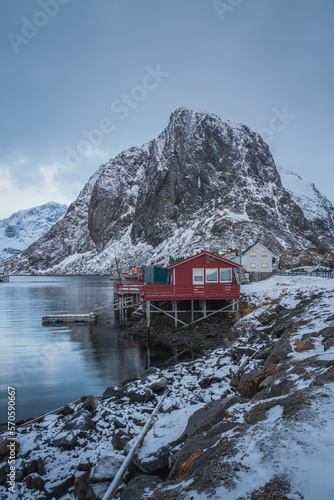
[1,275,334,499]
[128,312,240,354]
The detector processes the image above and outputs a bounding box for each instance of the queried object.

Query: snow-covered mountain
[278,167,334,251]
[1,107,334,275]
[0,202,67,262]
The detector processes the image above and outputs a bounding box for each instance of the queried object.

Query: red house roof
[167,251,243,269]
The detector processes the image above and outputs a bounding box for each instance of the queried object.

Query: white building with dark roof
[231,242,275,278]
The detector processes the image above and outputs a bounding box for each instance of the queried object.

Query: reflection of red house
[142,251,243,327]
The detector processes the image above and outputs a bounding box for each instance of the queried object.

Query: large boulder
[168,434,219,480]
[264,339,292,366]
[82,395,100,414]
[324,337,334,351]
[237,365,276,398]
[112,430,132,451]
[149,377,168,393]
[182,396,244,439]
[74,471,96,500]
[0,463,9,486]
[0,437,19,457]
[120,474,162,500]
[90,453,123,483]
[44,475,75,499]
[132,445,171,474]
[294,340,315,353]
[25,473,46,491]
[126,387,155,403]
[64,409,94,431]
[103,385,127,399]
[53,430,77,450]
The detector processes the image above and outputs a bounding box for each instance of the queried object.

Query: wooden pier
[42,313,98,325]
[113,280,143,322]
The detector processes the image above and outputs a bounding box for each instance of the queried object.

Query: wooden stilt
[203,300,207,318]
[191,300,194,323]
[146,346,151,369]
[149,303,187,326]
[146,301,151,328]
[173,300,178,328]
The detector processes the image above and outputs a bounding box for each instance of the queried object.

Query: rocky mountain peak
[1,108,333,275]
[0,202,67,262]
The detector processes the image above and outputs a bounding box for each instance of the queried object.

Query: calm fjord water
[0,276,167,422]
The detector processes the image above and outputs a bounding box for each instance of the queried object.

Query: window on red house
[206,268,218,282]
[220,268,232,282]
[193,268,204,283]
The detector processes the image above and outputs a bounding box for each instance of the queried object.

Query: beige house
[232,242,275,278]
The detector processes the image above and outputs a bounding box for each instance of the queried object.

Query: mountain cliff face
[0,202,67,262]
[278,167,334,252]
[2,108,333,275]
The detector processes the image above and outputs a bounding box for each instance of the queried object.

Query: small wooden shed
[142,251,242,326]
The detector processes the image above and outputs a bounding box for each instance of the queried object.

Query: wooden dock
[0,274,9,283]
[42,313,98,325]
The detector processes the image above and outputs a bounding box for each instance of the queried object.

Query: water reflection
[0,277,174,422]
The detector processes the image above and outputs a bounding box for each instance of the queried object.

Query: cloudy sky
[1,0,333,219]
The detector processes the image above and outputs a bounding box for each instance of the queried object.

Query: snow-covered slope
[1,108,334,275]
[278,167,334,251]
[3,275,334,499]
[0,202,67,262]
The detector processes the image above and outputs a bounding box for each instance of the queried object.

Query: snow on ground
[1,275,334,499]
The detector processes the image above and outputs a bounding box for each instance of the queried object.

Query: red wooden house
[142,251,242,327]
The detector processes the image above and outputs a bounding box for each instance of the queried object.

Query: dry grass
[178,450,204,480]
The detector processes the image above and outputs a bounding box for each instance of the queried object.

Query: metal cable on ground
[102,388,169,500]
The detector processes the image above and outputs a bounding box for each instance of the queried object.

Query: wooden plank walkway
[113,296,135,311]
[42,313,98,324]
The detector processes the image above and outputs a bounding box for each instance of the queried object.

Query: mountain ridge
[1,108,333,274]
[0,202,68,262]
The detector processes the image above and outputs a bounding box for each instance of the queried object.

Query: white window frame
[250,251,256,257]
[261,263,268,268]
[193,268,204,284]
[220,268,232,282]
[205,268,218,283]
[262,251,268,257]
[250,263,256,269]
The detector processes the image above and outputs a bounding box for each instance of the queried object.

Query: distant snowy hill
[2,108,334,275]
[0,202,68,262]
[278,167,334,252]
